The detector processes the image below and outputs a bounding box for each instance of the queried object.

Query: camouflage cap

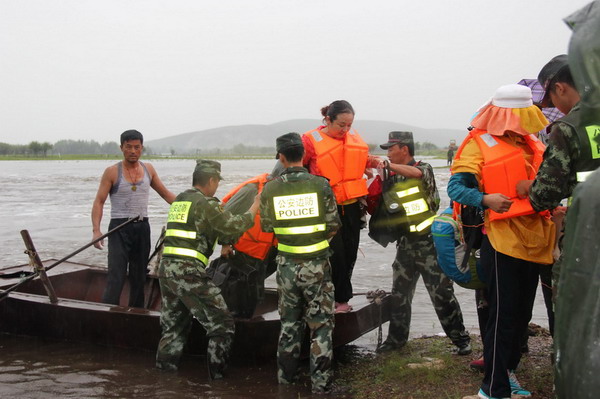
[380,131,414,149]
[194,159,223,180]
[538,54,569,107]
[275,132,303,159]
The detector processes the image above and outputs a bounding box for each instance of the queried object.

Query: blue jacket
[447,172,485,209]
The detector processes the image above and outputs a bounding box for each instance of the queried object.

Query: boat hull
[0,260,391,359]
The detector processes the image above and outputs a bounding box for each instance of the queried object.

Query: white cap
[491,84,533,109]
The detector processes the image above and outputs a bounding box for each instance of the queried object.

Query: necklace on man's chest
[125,164,140,191]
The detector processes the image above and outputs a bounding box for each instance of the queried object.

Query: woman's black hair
[320,100,354,123]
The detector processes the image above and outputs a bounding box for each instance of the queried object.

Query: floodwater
[0,159,551,398]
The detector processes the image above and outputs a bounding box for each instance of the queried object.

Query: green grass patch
[335,332,554,399]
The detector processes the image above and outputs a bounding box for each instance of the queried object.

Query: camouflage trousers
[387,236,469,347]
[156,258,235,376]
[276,255,335,393]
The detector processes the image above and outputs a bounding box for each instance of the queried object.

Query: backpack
[206,254,259,318]
[431,206,485,289]
[368,178,410,248]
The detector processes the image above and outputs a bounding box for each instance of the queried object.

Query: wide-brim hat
[471,84,548,136]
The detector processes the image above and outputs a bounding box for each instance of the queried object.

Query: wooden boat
[0,259,391,359]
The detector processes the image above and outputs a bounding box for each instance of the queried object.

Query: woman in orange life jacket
[301,100,383,313]
[451,84,556,399]
[218,161,285,309]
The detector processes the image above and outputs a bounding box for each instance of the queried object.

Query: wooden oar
[0,216,140,302]
[21,230,58,303]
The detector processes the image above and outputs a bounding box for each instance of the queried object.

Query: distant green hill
[146,119,467,154]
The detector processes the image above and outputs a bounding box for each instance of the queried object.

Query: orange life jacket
[304,128,369,204]
[454,128,546,221]
[221,173,276,260]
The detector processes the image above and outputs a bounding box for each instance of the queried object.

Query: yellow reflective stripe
[396,186,420,198]
[277,240,329,254]
[409,216,436,232]
[577,171,594,182]
[273,224,326,235]
[165,229,197,239]
[402,198,429,216]
[163,247,208,265]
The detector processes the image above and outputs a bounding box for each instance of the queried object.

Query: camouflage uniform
[529,103,585,211]
[157,258,234,373]
[529,103,600,284]
[275,256,335,392]
[260,166,340,393]
[383,161,470,350]
[156,183,254,377]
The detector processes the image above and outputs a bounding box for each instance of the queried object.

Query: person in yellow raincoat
[450,84,556,399]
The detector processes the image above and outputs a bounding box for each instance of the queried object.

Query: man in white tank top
[91,130,175,307]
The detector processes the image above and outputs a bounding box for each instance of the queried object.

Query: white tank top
[109,161,151,218]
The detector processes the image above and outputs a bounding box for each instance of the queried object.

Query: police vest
[552,107,600,183]
[265,174,330,258]
[382,172,437,236]
[221,173,276,260]
[304,128,369,203]
[163,189,209,266]
[456,129,546,221]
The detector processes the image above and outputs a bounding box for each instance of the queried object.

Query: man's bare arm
[147,163,176,204]
[92,166,117,249]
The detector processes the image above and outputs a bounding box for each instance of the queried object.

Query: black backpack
[206,254,259,318]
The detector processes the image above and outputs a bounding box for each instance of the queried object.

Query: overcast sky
[0,0,588,145]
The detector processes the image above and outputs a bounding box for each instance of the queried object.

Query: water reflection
[0,334,330,398]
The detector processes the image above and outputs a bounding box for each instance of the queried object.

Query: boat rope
[24,249,39,272]
[353,290,391,296]
[365,289,388,303]
[0,250,39,280]
[366,289,388,350]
